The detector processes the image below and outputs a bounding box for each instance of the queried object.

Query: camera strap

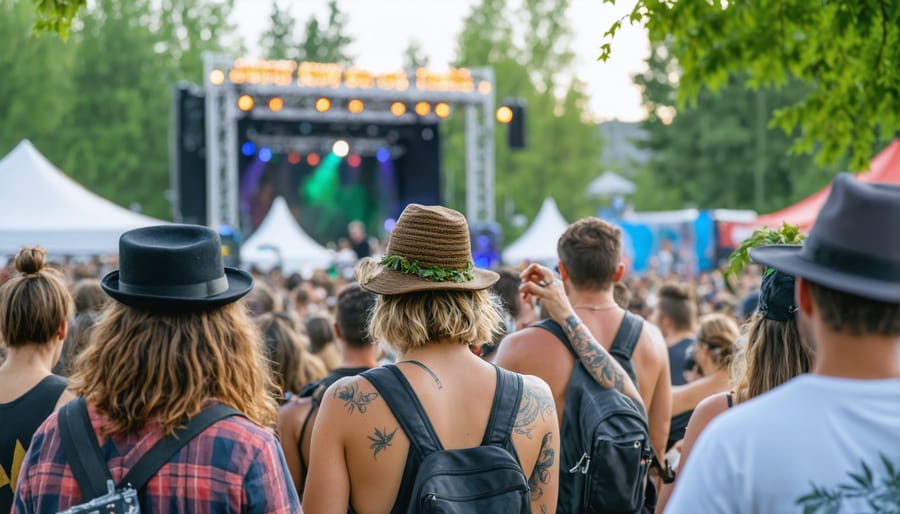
[59,397,243,502]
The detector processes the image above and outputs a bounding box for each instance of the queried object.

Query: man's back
[667,375,900,513]
[496,308,671,457]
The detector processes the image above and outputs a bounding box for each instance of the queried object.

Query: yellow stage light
[390,102,407,116]
[268,97,284,112]
[209,69,225,86]
[415,102,431,116]
[348,99,364,114]
[435,102,451,118]
[496,105,513,124]
[315,97,331,112]
[237,95,254,112]
[478,81,492,95]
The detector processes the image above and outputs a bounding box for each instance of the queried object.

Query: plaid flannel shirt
[12,403,301,514]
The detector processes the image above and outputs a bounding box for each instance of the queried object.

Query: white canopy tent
[240,197,334,275]
[587,170,636,197]
[503,197,569,265]
[0,140,165,255]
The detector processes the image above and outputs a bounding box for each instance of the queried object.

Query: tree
[299,0,352,63]
[602,0,900,169]
[632,40,845,214]
[402,39,429,69]
[259,0,297,60]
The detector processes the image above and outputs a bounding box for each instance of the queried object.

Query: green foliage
[403,39,429,69]
[28,0,86,39]
[633,40,848,214]
[450,0,604,238]
[259,0,352,63]
[601,0,900,170]
[795,455,900,513]
[726,223,806,279]
[379,255,475,283]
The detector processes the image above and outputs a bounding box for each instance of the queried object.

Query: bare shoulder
[320,374,384,417]
[278,396,314,434]
[690,392,732,427]
[637,320,668,360]
[513,374,557,439]
[500,326,554,350]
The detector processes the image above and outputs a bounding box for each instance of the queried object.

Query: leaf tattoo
[335,382,379,414]
[368,427,397,460]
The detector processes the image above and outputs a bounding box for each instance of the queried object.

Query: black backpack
[533,313,653,514]
[362,364,531,514]
[56,397,241,514]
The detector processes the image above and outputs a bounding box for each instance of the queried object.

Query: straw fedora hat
[359,204,499,295]
[751,173,900,303]
[101,224,253,311]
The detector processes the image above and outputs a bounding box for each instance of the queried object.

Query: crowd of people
[0,173,898,514]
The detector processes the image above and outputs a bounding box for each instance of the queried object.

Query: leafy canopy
[602,0,900,170]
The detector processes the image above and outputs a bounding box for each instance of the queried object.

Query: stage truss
[202,54,496,230]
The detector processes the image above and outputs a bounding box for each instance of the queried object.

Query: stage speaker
[507,101,526,150]
[172,83,207,225]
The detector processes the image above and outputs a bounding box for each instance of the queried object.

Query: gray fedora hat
[750,173,900,303]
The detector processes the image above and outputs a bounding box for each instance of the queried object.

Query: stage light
[348,154,362,168]
[209,69,225,86]
[315,97,331,112]
[348,99,364,114]
[390,102,406,116]
[333,140,350,157]
[268,97,284,112]
[241,141,256,156]
[259,147,272,162]
[237,95,254,111]
[478,81,492,95]
[384,218,397,233]
[435,102,451,118]
[496,105,513,124]
[307,153,321,166]
[415,102,431,116]
[288,152,301,164]
[376,148,391,163]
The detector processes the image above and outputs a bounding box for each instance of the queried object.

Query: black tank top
[0,374,68,513]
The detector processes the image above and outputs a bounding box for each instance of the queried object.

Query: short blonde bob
[369,289,502,354]
[70,301,279,436]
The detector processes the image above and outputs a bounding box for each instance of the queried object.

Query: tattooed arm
[518,264,643,405]
[516,378,560,514]
[303,378,355,514]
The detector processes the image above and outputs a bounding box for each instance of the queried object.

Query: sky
[230,0,649,122]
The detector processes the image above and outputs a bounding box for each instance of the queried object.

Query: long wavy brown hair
[70,301,279,435]
[734,312,814,403]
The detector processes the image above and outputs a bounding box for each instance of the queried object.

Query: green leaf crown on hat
[380,255,475,283]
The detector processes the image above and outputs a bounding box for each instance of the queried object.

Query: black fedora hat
[101,224,253,311]
[750,174,900,303]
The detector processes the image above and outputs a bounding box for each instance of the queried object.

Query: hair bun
[659,283,691,301]
[15,247,47,275]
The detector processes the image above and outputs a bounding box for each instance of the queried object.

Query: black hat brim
[750,245,900,303]
[101,267,254,312]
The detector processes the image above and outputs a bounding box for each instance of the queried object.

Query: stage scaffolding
[202,53,496,230]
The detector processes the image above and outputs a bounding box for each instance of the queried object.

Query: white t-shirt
[666,374,900,514]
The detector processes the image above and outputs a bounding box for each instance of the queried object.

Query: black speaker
[507,101,526,149]
[172,83,207,225]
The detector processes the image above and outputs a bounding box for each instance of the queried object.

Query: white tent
[587,170,636,197]
[503,197,569,265]
[240,197,334,274]
[0,140,165,255]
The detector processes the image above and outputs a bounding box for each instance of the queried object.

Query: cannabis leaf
[368,427,397,460]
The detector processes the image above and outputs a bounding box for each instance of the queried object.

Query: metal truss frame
[203,54,495,230]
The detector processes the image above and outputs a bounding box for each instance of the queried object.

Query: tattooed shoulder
[513,379,555,440]
[332,379,380,415]
[367,426,397,460]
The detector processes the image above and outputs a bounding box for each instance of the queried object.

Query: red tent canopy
[754,140,900,231]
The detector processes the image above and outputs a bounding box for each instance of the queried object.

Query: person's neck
[339,347,380,369]
[400,340,478,364]
[567,287,619,313]
[665,329,696,346]
[0,342,57,376]
[813,329,900,379]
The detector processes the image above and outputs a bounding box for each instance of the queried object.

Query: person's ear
[333,322,343,341]
[796,277,813,316]
[613,263,625,282]
[558,261,569,282]
[57,320,68,342]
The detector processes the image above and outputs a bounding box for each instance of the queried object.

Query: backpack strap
[297,382,329,473]
[58,397,112,500]
[481,366,523,447]
[119,403,242,490]
[609,311,643,363]
[362,365,443,456]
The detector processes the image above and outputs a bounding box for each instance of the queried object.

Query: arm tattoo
[529,432,555,501]
[568,320,626,392]
[367,427,397,460]
[514,384,555,439]
[400,360,443,389]
[334,382,379,414]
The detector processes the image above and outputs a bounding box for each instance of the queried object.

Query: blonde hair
[734,311,814,403]
[256,312,328,398]
[695,313,740,369]
[369,289,502,354]
[70,301,278,435]
[0,247,73,347]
